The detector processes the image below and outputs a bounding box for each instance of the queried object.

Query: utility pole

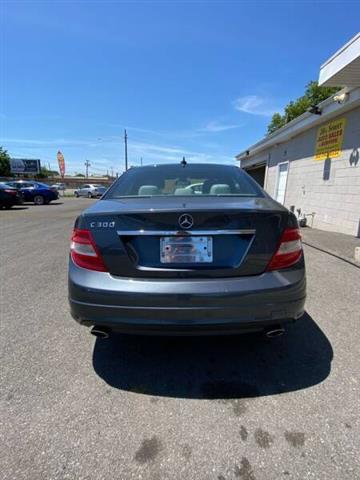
[111,166,114,178]
[140,157,143,166]
[124,129,128,171]
[85,160,91,178]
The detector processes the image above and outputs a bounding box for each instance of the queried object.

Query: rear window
[105,164,263,198]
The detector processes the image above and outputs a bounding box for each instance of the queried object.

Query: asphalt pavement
[301,227,360,266]
[1,198,359,480]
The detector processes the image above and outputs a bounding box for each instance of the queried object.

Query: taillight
[4,189,17,195]
[266,228,303,271]
[70,228,107,272]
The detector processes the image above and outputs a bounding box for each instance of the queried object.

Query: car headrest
[174,187,193,195]
[209,184,231,195]
[138,185,160,196]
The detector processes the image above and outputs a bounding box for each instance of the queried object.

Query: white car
[74,184,107,198]
[51,183,66,191]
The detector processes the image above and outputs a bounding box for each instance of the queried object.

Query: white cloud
[128,140,233,164]
[233,95,278,117]
[199,121,241,133]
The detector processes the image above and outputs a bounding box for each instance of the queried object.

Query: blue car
[6,180,59,205]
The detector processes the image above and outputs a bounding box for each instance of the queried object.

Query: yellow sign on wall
[314,118,346,160]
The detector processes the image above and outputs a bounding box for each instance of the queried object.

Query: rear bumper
[68,258,306,335]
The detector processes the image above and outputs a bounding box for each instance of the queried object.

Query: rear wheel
[33,195,45,205]
[75,192,79,198]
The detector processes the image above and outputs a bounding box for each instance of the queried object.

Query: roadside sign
[57,151,65,177]
[10,158,41,174]
[314,118,346,160]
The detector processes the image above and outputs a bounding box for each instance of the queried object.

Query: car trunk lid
[79,197,290,278]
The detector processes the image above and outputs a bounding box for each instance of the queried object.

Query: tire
[33,195,45,206]
[75,192,79,198]
[4,204,12,210]
[87,192,92,198]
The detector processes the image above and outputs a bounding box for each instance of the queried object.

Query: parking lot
[1,198,359,480]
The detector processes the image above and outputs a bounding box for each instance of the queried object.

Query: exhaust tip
[265,326,285,338]
[91,326,110,339]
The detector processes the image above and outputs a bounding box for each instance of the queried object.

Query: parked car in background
[74,184,107,198]
[51,183,66,191]
[0,184,23,209]
[69,162,306,339]
[6,181,59,205]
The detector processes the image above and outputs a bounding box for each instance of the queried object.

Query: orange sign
[57,151,65,177]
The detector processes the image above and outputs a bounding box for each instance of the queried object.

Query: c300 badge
[89,221,115,228]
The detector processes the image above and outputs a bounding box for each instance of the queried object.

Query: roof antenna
[181,156,187,167]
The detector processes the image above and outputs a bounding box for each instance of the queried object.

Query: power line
[90,166,108,172]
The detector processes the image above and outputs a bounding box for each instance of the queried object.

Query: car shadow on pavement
[92,312,333,399]
[1,206,29,211]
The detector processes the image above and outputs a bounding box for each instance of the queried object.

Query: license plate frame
[160,236,213,264]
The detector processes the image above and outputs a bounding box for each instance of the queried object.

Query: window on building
[323,158,331,181]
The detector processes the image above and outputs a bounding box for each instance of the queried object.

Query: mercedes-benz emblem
[178,213,194,229]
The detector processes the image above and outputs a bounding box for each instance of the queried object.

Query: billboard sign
[10,158,41,174]
[315,118,346,160]
[57,151,65,177]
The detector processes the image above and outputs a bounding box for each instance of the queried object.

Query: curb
[302,241,360,269]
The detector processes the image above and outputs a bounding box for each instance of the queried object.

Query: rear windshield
[105,164,263,198]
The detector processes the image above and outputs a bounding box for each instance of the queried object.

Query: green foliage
[36,166,60,178]
[267,81,340,135]
[0,146,11,176]
[304,81,340,105]
[284,97,310,123]
[267,113,286,134]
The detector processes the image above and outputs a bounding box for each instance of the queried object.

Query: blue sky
[1,1,359,175]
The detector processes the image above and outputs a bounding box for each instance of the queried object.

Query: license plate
[160,236,213,264]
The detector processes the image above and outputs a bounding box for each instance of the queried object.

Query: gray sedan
[68,163,306,339]
[74,184,106,198]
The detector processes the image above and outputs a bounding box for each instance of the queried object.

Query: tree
[284,97,311,123]
[267,81,340,135]
[0,146,11,176]
[305,80,340,106]
[267,113,286,134]
[36,166,59,178]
